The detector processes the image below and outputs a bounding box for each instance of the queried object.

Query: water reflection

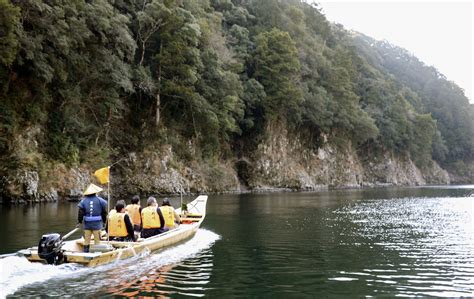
[103,250,214,298]
[2,185,474,297]
[0,202,82,254]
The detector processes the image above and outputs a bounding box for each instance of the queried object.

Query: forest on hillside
[0,0,473,196]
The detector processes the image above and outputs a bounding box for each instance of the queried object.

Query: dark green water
[1,186,473,297]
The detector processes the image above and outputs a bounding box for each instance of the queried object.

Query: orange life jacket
[141,206,162,229]
[125,204,141,226]
[160,206,175,228]
[108,212,128,237]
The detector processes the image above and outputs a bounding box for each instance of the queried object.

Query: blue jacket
[78,195,108,230]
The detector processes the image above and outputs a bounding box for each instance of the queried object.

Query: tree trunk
[139,40,146,66]
[155,92,160,127]
[155,43,163,127]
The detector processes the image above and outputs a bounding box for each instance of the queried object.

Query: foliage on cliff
[0,0,472,184]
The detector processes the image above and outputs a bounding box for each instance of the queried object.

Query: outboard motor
[38,233,63,265]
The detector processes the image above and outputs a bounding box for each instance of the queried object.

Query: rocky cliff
[245,123,450,190]
[0,123,457,204]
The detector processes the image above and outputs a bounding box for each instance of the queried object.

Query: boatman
[77,184,108,252]
[125,195,142,232]
[141,197,167,238]
[160,198,181,230]
[107,200,136,242]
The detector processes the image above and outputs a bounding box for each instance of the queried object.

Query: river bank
[0,153,465,205]
[2,124,471,205]
[0,176,464,205]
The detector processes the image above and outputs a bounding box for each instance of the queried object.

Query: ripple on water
[331,196,474,296]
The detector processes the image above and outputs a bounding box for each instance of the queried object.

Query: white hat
[83,184,103,195]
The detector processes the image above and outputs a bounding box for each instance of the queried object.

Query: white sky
[317,1,473,102]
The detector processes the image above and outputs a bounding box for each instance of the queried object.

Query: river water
[1,186,473,297]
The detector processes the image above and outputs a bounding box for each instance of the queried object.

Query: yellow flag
[94,167,110,184]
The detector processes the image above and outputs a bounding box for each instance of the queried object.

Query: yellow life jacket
[108,212,128,237]
[160,206,175,228]
[125,204,141,226]
[141,206,162,229]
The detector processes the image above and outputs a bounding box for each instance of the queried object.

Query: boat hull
[19,195,208,267]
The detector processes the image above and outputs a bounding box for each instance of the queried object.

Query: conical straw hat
[83,183,103,195]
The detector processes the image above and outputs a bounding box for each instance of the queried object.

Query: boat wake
[0,229,220,298]
[0,255,85,298]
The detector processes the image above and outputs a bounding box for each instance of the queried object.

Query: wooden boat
[18,195,207,267]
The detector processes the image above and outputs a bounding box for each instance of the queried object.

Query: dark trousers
[141,227,168,238]
[109,236,134,242]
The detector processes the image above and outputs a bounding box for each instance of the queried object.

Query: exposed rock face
[5,170,40,202]
[420,161,451,185]
[1,167,90,204]
[362,152,425,186]
[0,124,455,204]
[55,167,91,199]
[0,125,91,203]
[247,124,450,190]
[249,135,362,189]
[114,145,240,196]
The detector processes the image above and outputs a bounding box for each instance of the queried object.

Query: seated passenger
[125,195,142,232]
[107,199,124,227]
[107,201,136,242]
[141,197,168,238]
[160,198,181,230]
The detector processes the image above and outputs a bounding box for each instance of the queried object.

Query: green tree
[253,28,302,122]
[323,47,378,144]
[0,0,20,66]
[353,34,473,164]
[410,114,437,168]
[10,0,135,163]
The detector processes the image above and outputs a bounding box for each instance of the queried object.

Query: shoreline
[2,183,473,205]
